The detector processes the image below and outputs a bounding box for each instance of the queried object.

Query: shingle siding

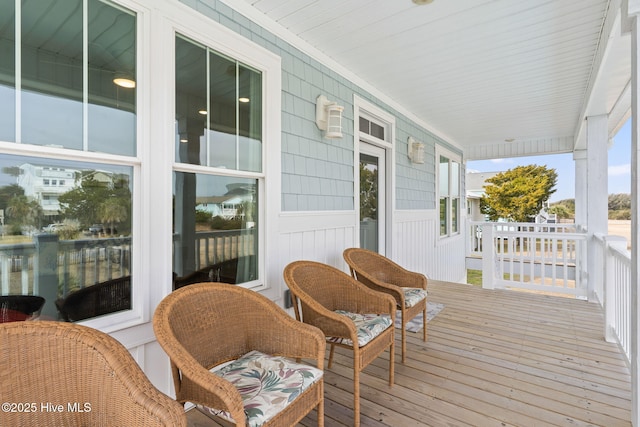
[183,0,461,212]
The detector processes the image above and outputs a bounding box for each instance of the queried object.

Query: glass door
[359,143,386,253]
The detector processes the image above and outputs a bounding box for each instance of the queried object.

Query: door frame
[353,96,395,256]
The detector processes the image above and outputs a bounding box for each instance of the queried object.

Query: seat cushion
[403,288,427,308]
[197,350,323,427]
[327,311,393,347]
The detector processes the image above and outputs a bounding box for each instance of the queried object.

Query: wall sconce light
[316,95,344,139]
[408,136,425,164]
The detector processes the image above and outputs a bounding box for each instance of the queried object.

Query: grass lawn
[467,269,482,286]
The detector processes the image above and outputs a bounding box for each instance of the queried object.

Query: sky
[467,118,632,202]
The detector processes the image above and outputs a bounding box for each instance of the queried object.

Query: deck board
[186,281,632,427]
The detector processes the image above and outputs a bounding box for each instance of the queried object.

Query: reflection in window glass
[438,153,461,237]
[175,35,262,172]
[88,0,136,156]
[173,173,258,289]
[0,154,133,322]
[3,0,136,155]
[21,0,83,149]
[0,0,15,142]
[440,196,447,236]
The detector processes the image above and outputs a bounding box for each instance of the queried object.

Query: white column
[573,149,588,229]
[628,3,640,424]
[585,115,609,302]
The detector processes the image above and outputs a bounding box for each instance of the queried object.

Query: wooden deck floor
[186,281,632,427]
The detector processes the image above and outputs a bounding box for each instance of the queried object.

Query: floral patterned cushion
[403,288,427,308]
[327,311,392,347]
[197,350,323,427]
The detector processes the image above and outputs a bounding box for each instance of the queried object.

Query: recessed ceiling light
[412,0,434,4]
[505,138,515,142]
[238,97,250,103]
[198,109,208,115]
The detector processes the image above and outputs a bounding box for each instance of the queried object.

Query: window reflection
[0,0,136,155]
[173,173,258,289]
[175,35,262,172]
[0,154,133,322]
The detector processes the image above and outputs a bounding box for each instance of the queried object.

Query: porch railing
[468,221,632,367]
[468,221,588,297]
[594,233,631,365]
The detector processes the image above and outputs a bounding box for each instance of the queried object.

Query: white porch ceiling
[234,0,631,160]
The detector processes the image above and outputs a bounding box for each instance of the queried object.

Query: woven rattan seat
[283,260,395,427]
[0,321,186,426]
[343,248,428,363]
[153,282,325,427]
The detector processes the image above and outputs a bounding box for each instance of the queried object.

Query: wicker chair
[153,282,326,427]
[283,261,395,427]
[0,295,45,323]
[343,248,428,363]
[55,275,131,321]
[0,321,186,426]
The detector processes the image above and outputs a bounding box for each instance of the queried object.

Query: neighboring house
[465,171,498,222]
[196,183,255,219]
[17,164,78,219]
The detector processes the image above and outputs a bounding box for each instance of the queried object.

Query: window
[172,34,263,289]
[0,0,137,323]
[438,150,461,238]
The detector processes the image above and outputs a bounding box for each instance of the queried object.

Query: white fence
[469,221,588,298]
[594,234,631,365]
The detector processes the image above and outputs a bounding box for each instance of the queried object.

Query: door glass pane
[87,0,136,156]
[359,153,378,252]
[0,0,15,142]
[21,0,83,149]
[173,172,258,288]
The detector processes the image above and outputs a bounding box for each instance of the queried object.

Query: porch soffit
[233,0,631,160]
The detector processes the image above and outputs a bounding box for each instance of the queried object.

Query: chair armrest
[252,303,326,368]
[153,319,246,422]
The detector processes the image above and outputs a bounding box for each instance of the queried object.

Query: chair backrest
[283,260,360,312]
[56,275,131,321]
[0,295,45,323]
[343,248,407,285]
[0,321,186,426]
[154,282,297,370]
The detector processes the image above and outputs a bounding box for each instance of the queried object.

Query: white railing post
[481,223,495,289]
[604,235,629,344]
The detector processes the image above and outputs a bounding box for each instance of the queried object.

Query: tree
[360,163,378,220]
[98,197,128,235]
[548,204,571,219]
[480,165,557,222]
[6,194,44,230]
[0,184,25,211]
[58,171,131,232]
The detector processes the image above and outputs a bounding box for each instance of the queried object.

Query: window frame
[0,0,148,332]
[165,9,282,293]
[436,146,462,240]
